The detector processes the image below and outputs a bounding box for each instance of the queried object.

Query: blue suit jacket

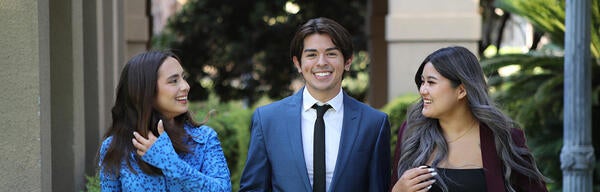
[240,89,391,192]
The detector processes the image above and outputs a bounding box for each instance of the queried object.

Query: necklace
[446,121,477,143]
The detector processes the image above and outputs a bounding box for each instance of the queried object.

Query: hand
[391,165,437,192]
[132,119,165,156]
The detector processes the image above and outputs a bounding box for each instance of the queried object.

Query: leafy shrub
[343,51,371,101]
[84,173,100,192]
[482,0,600,190]
[190,94,262,192]
[380,94,420,155]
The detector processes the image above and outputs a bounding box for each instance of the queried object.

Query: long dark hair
[101,50,199,175]
[397,46,547,191]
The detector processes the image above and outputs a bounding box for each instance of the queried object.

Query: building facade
[0,0,148,191]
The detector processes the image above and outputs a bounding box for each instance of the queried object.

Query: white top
[301,88,344,191]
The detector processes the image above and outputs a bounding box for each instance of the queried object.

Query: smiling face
[419,62,466,119]
[155,57,190,120]
[293,33,352,101]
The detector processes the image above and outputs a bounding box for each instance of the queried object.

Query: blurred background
[1,0,598,191]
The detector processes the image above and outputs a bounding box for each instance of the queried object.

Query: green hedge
[84,173,100,192]
[488,0,600,190]
[189,95,270,192]
[379,94,420,158]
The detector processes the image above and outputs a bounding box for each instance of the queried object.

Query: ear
[456,83,467,100]
[293,56,302,73]
[457,84,467,100]
[344,55,353,71]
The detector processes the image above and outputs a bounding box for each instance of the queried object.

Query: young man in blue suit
[239,17,391,192]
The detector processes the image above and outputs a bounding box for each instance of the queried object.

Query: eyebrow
[422,75,439,80]
[303,47,340,52]
[167,73,181,80]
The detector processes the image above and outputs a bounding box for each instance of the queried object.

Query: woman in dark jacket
[391,46,548,192]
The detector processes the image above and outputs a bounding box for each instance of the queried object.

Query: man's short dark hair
[290,17,354,64]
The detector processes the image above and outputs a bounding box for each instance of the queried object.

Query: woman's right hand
[391,166,437,192]
[132,119,165,156]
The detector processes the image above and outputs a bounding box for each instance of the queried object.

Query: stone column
[561,0,595,191]
[124,0,150,59]
[386,0,481,99]
[0,0,49,191]
[49,0,86,190]
[366,0,388,108]
[82,0,127,177]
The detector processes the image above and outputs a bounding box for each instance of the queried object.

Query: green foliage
[482,55,566,191]
[153,0,368,105]
[380,94,420,156]
[483,53,600,191]
[189,95,260,191]
[342,51,371,101]
[481,55,600,191]
[484,1,600,191]
[495,0,566,50]
[495,0,600,58]
[84,173,100,192]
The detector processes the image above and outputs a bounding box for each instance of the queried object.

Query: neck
[306,87,341,103]
[438,104,476,134]
[161,116,176,125]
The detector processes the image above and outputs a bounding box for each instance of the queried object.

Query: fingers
[414,168,436,182]
[131,120,165,157]
[157,119,165,135]
[415,179,436,192]
[132,133,147,156]
[396,165,437,192]
[132,131,156,156]
[403,166,435,181]
[132,131,148,145]
[391,178,402,192]
[146,119,163,140]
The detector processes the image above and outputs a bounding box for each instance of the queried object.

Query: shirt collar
[302,87,344,112]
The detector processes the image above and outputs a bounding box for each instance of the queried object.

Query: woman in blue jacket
[98,50,231,191]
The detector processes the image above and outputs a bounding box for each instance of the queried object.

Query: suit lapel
[329,93,361,190]
[285,88,312,190]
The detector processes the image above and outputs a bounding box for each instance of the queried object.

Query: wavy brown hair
[100,50,199,175]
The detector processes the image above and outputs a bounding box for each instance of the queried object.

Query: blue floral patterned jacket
[99,124,231,191]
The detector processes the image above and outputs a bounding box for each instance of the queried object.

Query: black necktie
[312,104,331,192]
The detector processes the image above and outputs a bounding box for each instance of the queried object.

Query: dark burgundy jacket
[391,122,547,192]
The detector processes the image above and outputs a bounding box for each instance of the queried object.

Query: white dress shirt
[301,88,344,191]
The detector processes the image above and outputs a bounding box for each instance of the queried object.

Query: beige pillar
[82,0,149,181]
[82,0,126,177]
[386,0,481,99]
[125,0,150,59]
[0,0,49,191]
[49,0,86,190]
[83,0,147,183]
[1,0,145,191]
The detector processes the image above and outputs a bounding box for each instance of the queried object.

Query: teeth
[424,99,432,104]
[176,96,187,101]
[315,72,330,77]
